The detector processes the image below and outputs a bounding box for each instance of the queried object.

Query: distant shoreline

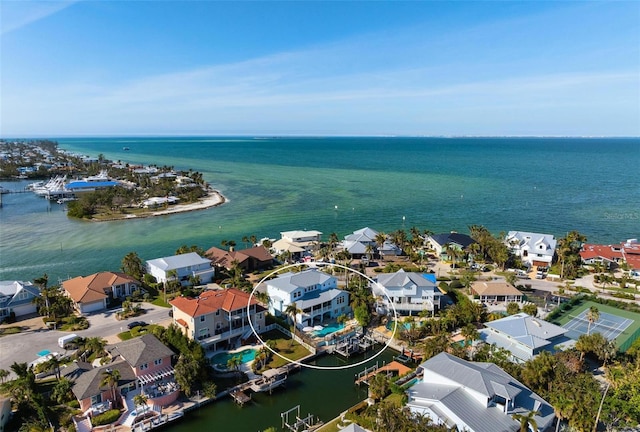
[94,187,227,222]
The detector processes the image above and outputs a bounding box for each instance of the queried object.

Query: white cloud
[0,0,79,35]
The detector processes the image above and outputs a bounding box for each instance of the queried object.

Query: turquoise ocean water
[1,136,638,283]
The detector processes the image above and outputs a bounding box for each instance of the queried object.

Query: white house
[265,268,349,326]
[0,281,40,321]
[373,270,443,315]
[505,231,557,268]
[479,313,571,363]
[406,352,555,432]
[272,230,323,260]
[146,252,214,286]
[342,227,379,256]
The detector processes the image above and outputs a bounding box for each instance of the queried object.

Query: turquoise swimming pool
[210,348,257,369]
[312,322,345,337]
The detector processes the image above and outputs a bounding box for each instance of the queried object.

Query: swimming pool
[312,322,345,337]
[210,348,257,369]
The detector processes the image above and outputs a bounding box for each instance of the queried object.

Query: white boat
[123,147,130,151]
[57,197,77,204]
[249,367,288,392]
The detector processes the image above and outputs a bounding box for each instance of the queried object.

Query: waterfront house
[146,252,215,287]
[426,232,476,259]
[479,313,570,362]
[373,270,443,315]
[62,272,141,314]
[505,231,557,268]
[0,280,40,321]
[579,238,640,271]
[471,281,523,304]
[205,245,274,272]
[341,227,379,257]
[406,352,555,432]
[72,360,136,415]
[170,288,266,351]
[272,230,322,260]
[106,334,178,406]
[266,268,349,326]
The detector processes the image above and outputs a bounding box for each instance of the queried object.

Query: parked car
[127,321,147,330]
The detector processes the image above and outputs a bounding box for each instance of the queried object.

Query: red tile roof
[169,288,262,318]
[62,272,139,304]
[580,244,624,262]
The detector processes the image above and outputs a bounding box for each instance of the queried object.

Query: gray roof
[267,269,336,294]
[344,227,378,243]
[410,353,555,432]
[72,360,136,400]
[60,361,93,381]
[506,231,557,252]
[375,270,437,294]
[146,252,211,271]
[484,313,567,350]
[340,424,369,432]
[429,233,476,249]
[296,288,347,310]
[106,334,175,368]
[342,240,368,254]
[0,281,40,307]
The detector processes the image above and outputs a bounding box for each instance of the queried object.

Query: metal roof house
[505,231,557,268]
[0,280,40,321]
[406,352,555,432]
[265,268,349,326]
[146,252,215,286]
[373,270,443,315]
[479,313,571,362]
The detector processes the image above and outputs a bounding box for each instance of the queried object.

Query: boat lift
[281,405,323,432]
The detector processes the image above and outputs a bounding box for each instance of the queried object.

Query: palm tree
[100,368,121,408]
[242,236,250,248]
[227,355,242,378]
[0,369,8,383]
[328,232,339,251]
[133,393,149,414]
[44,355,62,381]
[284,302,302,347]
[586,306,600,335]
[375,232,387,259]
[121,252,144,281]
[512,410,539,432]
[460,323,479,347]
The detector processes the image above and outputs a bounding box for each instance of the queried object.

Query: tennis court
[563,310,632,341]
[549,300,640,351]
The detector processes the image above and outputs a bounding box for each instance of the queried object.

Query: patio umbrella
[302,326,314,332]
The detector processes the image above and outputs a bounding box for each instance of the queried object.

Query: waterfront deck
[354,360,412,385]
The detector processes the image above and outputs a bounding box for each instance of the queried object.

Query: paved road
[0,304,172,377]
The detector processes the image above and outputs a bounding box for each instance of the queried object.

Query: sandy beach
[149,189,227,216]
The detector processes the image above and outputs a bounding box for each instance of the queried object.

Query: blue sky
[1,1,638,137]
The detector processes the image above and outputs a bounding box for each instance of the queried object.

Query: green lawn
[259,329,312,369]
[549,300,640,351]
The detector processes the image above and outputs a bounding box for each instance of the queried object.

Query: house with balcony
[169,288,266,351]
[426,232,476,259]
[62,271,141,314]
[479,313,571,363]
[272,230,322,261]
[0,280,40,321]
[72,334,177,419]
[406,352,555,432]
[266,268,349,326]
[373,270,444,315]
[146,252,214,286]
[505,231,557,268]
[341,227,379,257]
[205,245,274,272]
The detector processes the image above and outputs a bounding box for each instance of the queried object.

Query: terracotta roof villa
[205,245,273,272]
[170,288,267,350]
[406,352,555,432]
[62,271,140,314]
[471,282,523,304]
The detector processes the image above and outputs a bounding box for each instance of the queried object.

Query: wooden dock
[354,361,412,385]
[230,389,251,405]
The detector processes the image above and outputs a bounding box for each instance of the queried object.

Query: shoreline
[97,188,227,221]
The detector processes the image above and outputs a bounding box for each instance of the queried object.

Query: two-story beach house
[479,313,571,363]
[373,270,443,316]
[72,334,177,417]
[471,281,523,304]
[426,232,477,259]
[266,268,349,327]
[205,245,274,272]
[169,288,266,351]
[505,231,557,268]
[406,352,555,432]
[0,281,40,321]
[62,272,141,314]
[146,252,215,287]
[272,230,322,261]
[341,227,379,257]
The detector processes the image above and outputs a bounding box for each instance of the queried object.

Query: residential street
[0,304,172,377]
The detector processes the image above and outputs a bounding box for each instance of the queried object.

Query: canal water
[168,349,397,432]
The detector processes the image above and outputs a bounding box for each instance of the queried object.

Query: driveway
[0,303,172,378]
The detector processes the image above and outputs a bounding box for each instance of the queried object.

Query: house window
[154,358,162,366]
[140,363,149,371]
[200,316,206,322]
[91,394,102,405]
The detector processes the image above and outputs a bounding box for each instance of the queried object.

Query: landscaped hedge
[91,409,120,426]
